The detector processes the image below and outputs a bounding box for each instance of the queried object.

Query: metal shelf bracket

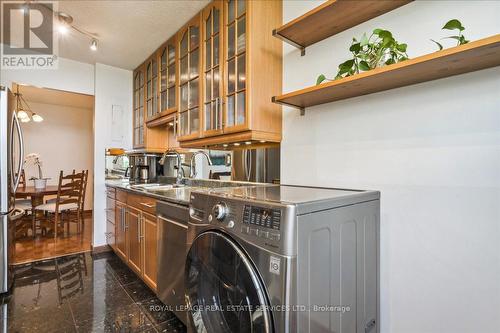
[272,29,306,56]
[271,97,305,116]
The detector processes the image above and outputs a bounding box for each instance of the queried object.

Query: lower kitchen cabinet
[115,200,128,261]
[127,206,143,275]
[106,187,116,250]
[142,212,158,290]
[111,189,158,292]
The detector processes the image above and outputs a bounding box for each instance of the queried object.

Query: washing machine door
[185,230,273,333]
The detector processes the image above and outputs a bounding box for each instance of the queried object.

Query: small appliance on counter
[105,148,129,180]
[125,150,163,183]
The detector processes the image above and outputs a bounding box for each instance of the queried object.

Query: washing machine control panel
[243,205,281,230]
[241,205,282,242]
[190,192,291,254]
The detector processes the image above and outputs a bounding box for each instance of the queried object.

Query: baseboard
[91,244,112,254]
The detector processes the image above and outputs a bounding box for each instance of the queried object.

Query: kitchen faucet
[190,151,213,178]
[159,149,183,184]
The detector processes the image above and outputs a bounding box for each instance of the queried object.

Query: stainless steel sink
[130,183,186,190]
[146,185,187,193]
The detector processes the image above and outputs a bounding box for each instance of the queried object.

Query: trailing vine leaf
[431,19,468,50]
[316,74,327,85]
[442,19,464,31]
[431,39,444,50]
[359,61,370,71]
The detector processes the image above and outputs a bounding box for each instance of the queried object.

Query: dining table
[16,185,59,208]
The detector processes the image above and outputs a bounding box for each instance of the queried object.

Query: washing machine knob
[212,203,228,221]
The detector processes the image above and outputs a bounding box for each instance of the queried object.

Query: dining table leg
[30,195,44,238]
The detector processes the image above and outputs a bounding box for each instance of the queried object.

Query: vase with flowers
[24,153,49,189]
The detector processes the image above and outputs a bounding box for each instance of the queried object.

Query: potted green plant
[317,28,409,84]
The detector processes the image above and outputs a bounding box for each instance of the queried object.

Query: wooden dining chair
[35,171,85,240]
[14,170,35,237]
[64,169,88,235]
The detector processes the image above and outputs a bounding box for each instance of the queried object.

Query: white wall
[282,1,500,332]
[1,56,94,95]
[22,101,94,210]
[93,63,133,247]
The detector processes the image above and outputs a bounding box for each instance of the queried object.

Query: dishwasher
[156,200,189,325]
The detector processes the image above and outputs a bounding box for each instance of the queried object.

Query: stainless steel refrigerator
[231,147,280,183]
[0,86,25,293]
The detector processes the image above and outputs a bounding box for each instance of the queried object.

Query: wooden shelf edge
[274,0,412,52]
[273,34,500,110]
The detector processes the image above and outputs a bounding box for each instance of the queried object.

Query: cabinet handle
[138,214,141,242]
[173,113,177,138]
[215,97,219,130]
[139,202,155,208]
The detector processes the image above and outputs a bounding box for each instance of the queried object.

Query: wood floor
[14,215,92,264]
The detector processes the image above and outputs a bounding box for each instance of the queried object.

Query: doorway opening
[12,83,94,264]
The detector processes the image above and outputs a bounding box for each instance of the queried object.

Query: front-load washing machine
[185,184,380,333]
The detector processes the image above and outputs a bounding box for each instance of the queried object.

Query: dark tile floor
[0,251,186,333]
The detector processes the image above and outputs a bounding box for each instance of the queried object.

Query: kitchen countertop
[105,179,192,206]
[105,178,270,207]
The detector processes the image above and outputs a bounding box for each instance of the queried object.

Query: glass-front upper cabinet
[133,65,145,148]
[159,36,177,115]
[224,0,247,132]
[177,14,202,141]
[202,1,224,137]
[146,56,158,120]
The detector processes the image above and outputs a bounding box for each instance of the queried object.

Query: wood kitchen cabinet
[106,187,116,251]
[142,212,158,290]
[115,200,128,261]
[179,0,283,149]
[133,65,145,148]
[132,0,282,149]
[111,189,158,291]
[201,1,224,137]
[177,13,203,141]
[146,56,159,120]
[126,206,142,275]
[159,36,177,116]
[133,58,169,150]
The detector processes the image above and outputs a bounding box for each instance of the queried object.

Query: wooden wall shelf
[273,0,412,55]
[272,35,500,113]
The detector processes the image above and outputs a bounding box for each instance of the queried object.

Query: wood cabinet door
[145,55,159,121]
[177,13,203,141]
[127,206,142,275]
[159,36,178,115]
[133,65,146,148]
[142,212,158,291]
[201,1,224,137]
[223,0,249,134]
[115,201,127,260]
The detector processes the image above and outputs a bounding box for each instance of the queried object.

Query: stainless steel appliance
[157,200,189,325]
[232,147,280,183]
[186,185,380,332]
[126,152,163,183]
[0,86,25,294]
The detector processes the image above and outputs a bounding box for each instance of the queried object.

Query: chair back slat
[55,170,85,211]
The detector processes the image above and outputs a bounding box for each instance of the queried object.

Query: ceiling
[57,0,209,70]
[15,84,94,109]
